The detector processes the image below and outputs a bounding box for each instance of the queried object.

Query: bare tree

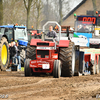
[35,0,43,29]
[59,0,70,25]
[3,0,26,25]
[23,0,33,28]
[0,0,3,25]
[42,0,70,25]
[59,0,63,25]
[42,0,58,26]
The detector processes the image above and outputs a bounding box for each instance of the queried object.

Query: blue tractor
[0,25,28,71]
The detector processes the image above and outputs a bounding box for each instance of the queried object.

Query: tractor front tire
[0,37,9,71]
[59,42,75,77]
[26,42,36,60]
[53,60,61,78]
[24,59,33,76]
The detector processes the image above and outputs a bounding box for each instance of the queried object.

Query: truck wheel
[53,60,61,78]
[59,42,75,77]
[26,42,36,60]
[24,59,32,76]
[0,37,9,71]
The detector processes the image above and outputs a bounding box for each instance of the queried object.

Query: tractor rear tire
[26,42,36,60]
[24,59,32,76]
[59,42,75,77]
[53,60,61,78]
[20,49,25,67]
[0,37,9,71]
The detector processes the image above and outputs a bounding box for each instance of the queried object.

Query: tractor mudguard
[0,34,3,41]
[30,39,41,46]
[58,40,70,47]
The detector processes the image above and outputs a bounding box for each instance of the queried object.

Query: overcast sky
[63,0,83,16]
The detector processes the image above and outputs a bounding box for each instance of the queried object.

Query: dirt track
[0,71,100,100]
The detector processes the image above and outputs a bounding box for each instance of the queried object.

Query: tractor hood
[30,39,55,47]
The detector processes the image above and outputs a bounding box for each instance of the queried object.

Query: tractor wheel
[20,49,25,67]
[53,60,61,78]
[26,42,36,60]
[24,59,32,76]
[91,65,96,75]
[59,42,75,77]
[0,37,9,71]
[96,65,99,74]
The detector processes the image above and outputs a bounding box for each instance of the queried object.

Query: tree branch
[23,0,27,9]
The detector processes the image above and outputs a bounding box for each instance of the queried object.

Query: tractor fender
[0,34,3,41]
[58,40,70,47]
[30,39,41,46]
[0,34,8,42]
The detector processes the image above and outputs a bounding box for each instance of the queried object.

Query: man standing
[9,42,16,62]
[14,42,21,71]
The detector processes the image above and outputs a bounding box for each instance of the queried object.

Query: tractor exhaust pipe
[67,27,70,40]
[42,32,45,41]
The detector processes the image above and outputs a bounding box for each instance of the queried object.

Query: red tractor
[25,21,76,78]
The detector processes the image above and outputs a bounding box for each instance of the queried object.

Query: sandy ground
[0,71,100,100]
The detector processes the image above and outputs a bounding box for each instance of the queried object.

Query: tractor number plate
[42,64,50,69]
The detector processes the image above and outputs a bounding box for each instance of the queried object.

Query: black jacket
[78,27,89,32]
[9,46,16,58]
[47,30,57,38]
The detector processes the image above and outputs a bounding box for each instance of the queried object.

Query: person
[46,25,58,41]
[78,24,89,32]
[14,41,21,71]
[9,41,16,63]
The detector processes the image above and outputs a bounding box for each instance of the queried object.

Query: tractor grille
[37,50,49,58]
[37,43,49,46]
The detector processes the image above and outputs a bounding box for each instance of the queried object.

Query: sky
[63,0,83,17]
[43,0,83,18]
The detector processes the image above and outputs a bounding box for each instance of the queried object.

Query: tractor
[70,15,100,75]
[25,21,77,78]
[0,25,28,71]
[27,29,42,41]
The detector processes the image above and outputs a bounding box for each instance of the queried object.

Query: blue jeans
[14,56,21,70]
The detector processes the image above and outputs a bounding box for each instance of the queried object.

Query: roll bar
[43,21,61,41]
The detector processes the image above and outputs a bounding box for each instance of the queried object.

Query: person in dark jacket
[9,42,16,60]
[46,25,58,41]
[78,24,89,32]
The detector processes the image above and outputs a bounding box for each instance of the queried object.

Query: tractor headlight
[45,55,49,58]
[37,55,41,58]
